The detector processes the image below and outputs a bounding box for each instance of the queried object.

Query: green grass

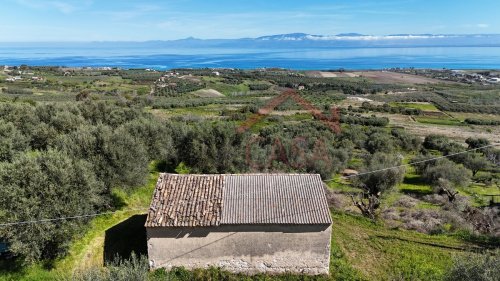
[398,170,433,196]
[149,105,222,119]
[390,102,440,111]
[327,212,477,280]
[207,82,249,95]
[327,175,360,193]
[467,183,500,196]
[459,183,500,206]
[444,111,500,122]
[414,116,463,126]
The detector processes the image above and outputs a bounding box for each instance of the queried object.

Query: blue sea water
[0,45,500,70]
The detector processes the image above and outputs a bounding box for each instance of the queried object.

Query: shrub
[248,83,271,91]
[444,250,500,281]
[421,158,472,187]
[72,254,149,281]
[0,150,105,264]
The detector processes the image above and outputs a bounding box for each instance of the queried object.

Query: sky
[0,0,499,42]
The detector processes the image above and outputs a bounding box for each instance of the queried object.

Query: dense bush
[358,102,422,115]
[248,83,271,91]
[0,150,105,263]
[2,87,33,95]
[154,79,205,97]
[464,118,500,126]
[444,250,500,281]
[72,254,149,281]
[421,158,471,187]
[0,102,164,263]
[340,114,389,127]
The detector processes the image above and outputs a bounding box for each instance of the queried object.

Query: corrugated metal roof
[221,174,332,225]
[145,174,223,227]
[145,173,332,227]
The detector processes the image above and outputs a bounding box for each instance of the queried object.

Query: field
[0,66,499,280]
[390,102,440,111]
[352,71,455,84]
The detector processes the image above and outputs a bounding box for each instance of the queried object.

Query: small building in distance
[145,173,332,275]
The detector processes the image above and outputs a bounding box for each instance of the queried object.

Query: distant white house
[6,76,22,82]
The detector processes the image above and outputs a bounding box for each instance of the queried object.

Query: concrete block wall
[146,224,331,275]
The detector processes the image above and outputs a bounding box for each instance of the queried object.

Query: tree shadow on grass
[103,214,147,265]
[400,175,433,196]
[400,188,433,196]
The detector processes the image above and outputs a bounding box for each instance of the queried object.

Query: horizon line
[1,33,500,44]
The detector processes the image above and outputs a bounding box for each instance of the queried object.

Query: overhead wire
[0,143,497,228]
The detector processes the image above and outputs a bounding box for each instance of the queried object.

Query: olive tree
[351,153,405,219]
[444,250,500,281]
[462,153,489,176]
[0,150,105,264]
[422,158,471,187]
[54,123,149,190]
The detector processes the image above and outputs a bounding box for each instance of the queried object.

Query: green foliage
[55,123,149,190]
[365,132,394,154]
[423,134,451,151]
[464,118,500,125]
[177,122,246,174]
[466,137,490,149]
[175,162,191,174]
[0,120,29,161]
[119,118,175,162]
[2,87,33,95]
[72,253,149,281]
[358,101,423,115]
[372,91,500,114]
[248,83,271,91]
[340,114,389,127]
[154,78,205,97]
[421,158,472,187]
[0,150,105,264]
[462,153,490,176]
[391,128,422,152]
[355,152,405,196]
[444,250,500,281]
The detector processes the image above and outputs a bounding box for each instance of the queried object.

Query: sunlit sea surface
[1,45,499,69]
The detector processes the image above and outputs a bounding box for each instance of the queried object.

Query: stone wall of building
[146,224,331,275]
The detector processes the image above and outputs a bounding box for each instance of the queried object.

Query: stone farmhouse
[145,173,332,275]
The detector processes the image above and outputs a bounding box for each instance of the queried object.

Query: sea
[1,44,500,70]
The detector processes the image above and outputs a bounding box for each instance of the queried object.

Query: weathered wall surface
[147,224,331,275]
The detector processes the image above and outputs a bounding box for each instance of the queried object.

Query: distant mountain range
[254,32,456,41]
[3,33,500,48]
[148,33,500,48]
